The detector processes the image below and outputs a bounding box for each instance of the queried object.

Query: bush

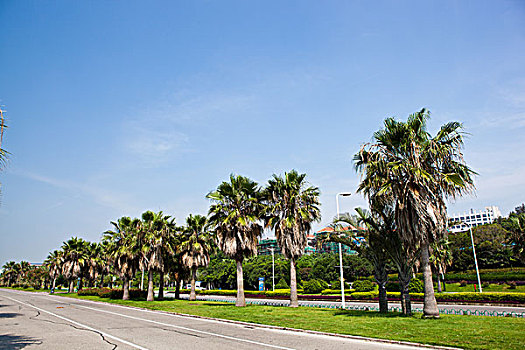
[275,278,289,289]
[507,281,517,290]
[409,278,424,293]
[303,279,327,294]
[482,281,490,288]
[353,279,375,292]
[78,288,147,299]
[385,282,400,292]
[459,280,468,287]
[78,288,101,296]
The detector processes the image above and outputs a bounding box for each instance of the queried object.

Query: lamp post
[335,192,352,308]
[465,222,483,293]
[270,247,275,291]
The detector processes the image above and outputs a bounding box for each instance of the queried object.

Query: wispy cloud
[121,91,256,166]
[18,170,139,213]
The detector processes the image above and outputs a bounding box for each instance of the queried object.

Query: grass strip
[57,294,525,350]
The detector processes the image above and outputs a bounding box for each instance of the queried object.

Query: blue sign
[258,277,265,291]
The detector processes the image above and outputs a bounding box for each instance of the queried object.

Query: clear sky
[1,1,524,264]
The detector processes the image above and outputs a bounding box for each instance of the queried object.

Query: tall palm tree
[355,109,476,317]
[207,174,264,307]
[103,217,142,300]
[264,170,320,307]
[179,214,214,301]
[61,237,89,293]
[140,211,177,301]
[44,250,63,292]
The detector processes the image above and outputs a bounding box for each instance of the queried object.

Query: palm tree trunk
[375,262,388,313]
[158,271,165,300]
[175,277,181,299]
[235,259,246,307]
[289,258,299,308]
[147,269,154,301]
[99,272,105,288]
[68,280,75,293]
[122,275,130,300]
[190,267,197,301]
[421,243,439,317]
[398,271,411,316]
[51,277,56,292]
[437,267,442,293]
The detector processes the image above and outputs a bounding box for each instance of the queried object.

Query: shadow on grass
[332,309,410,318]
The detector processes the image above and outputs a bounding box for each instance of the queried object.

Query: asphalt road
[1,289,431,350]
[171,293,525,317]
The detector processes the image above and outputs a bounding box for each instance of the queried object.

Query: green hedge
[385,268,525,283]
[345,291,525,303]
[78,288,147,299]
[320,289,356,295]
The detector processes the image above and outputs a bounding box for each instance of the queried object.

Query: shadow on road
[0,334,42,349]
[0,312,21,319]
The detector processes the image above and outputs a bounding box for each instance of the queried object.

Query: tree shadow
[0,334,42,350]
[0,312,21,319]
[332,309,412,318]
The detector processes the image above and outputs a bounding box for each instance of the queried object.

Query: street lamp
[270,247,275,291]
[462,222,483,293]
[335,192,352,308]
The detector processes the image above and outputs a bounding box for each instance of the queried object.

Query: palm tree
[207,174,264,307]
[1,261,18,287]
[430,239,453,293]
[355,109,476,317]
[103,217,142,300]
[61,237,89,293]
[264,170,321,307]
[179,214,214,301]
[140,211,177,301]
[44,250,63,292]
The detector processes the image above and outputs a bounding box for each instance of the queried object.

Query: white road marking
[73,303,295,350]
[3,295,150,350]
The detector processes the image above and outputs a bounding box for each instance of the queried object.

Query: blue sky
[1,1,524,264]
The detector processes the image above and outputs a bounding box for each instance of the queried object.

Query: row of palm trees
[38,170,320,307]
[1,261,33,287]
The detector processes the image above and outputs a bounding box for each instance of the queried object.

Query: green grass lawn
[57,294,525,350]
[0,286,51,293]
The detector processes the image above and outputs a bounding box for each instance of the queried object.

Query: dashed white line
[73,303,295,350]
[3,295,150,350]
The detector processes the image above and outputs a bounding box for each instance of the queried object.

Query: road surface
[171,293,525,317]
[0,289,436,350]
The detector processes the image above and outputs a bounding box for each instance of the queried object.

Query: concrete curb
[48,293,461,350]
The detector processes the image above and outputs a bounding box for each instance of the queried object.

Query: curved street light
[335,192,351,308]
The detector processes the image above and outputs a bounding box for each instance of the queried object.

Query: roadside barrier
[181,295,525,318]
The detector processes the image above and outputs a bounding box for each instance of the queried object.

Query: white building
[448,206,502,233]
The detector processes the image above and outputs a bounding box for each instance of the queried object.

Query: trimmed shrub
[507,281,517,290]
[409,278,424,293]
[78,288,101,296]
[385,282,400,292]
[353,279,375,292]
[275,278,289,289]
[459,280,468,287]
[303,279,327,294]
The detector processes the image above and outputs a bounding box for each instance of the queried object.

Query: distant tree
[514,204,525,215]
[179,214,214,301]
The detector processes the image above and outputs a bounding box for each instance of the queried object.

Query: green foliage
[408,278,423,293]
[78,287,147,299]
[352,279,375,292]
[303,279,328,294]
[275,277,289,289]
